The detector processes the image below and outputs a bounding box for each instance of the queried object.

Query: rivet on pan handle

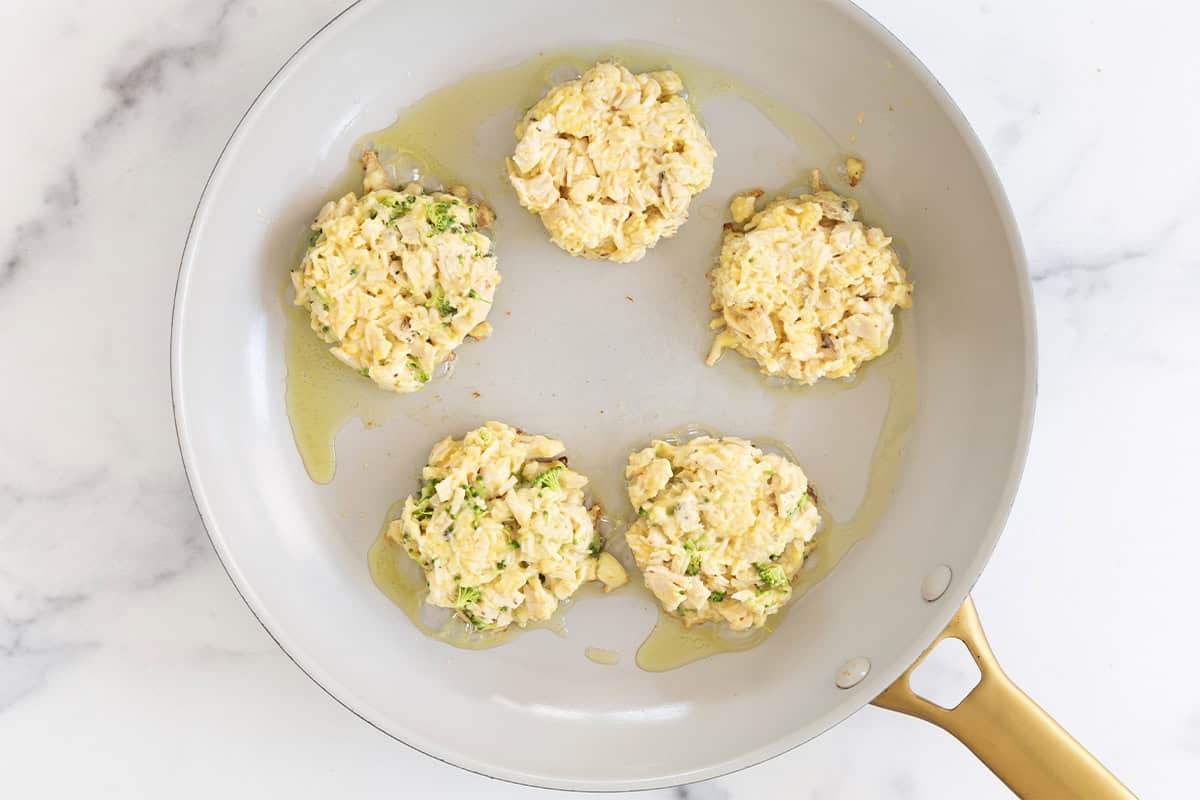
[871,597,1135,799]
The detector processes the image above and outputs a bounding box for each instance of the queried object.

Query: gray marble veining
[2,0,242,286]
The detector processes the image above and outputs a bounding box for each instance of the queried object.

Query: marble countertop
[2,1,1195,797]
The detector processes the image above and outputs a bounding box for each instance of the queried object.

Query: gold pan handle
[871,597,1135,799]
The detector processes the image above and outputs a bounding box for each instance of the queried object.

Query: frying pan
[171,0,1132,794]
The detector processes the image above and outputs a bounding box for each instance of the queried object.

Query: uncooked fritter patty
[507,62,715,263]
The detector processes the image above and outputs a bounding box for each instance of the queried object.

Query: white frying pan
[171,0,1131,794]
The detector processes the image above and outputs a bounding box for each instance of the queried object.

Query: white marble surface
[1,0,1196,796]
